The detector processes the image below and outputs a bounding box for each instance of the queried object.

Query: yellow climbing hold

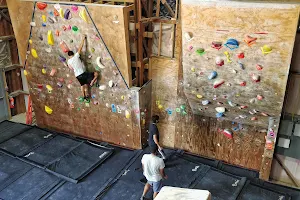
[59,8,64,18]
[125,110,130,119]
[24,70,28,76]
[42,15,46,22]
[47,30,54,45]
[45,106,53,114]
[191,67,195,72]
[42,68,46,74]
[79,9,88,23]
[158,105,163,109]
[196,94,203,99]
[261,45,272,54]
[29,39,32,44]
[121,95,125,100]
[31,49,38,58]
[46,85,53,93]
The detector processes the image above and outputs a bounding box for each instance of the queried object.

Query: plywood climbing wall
[181,0,299,126]
[25,2,141,149]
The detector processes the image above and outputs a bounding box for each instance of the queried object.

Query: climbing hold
[225,38,239,50]
[188,45,193,51]
[55,30,60,36]
[29,39,32,44]
[196,94,203,99]
[58,55,66,62]
[57,82,63,87]
[227,83,231,86]
[62,25,67,31]
[202,100,210,105]
[47,30,54,45]
[67,25,71,30]
[251,117,258,121]
[54,9,59,17]
[96,57,105,69]
[208,71,217,80]
[54,3,60,11]
[48,17,55,24]
[42,68,46,74]
[222,129,233,139]
[158,104,163,109]
[50,69,56,76]
[71,5,78,12]
[111,104,117,113]
[109,80,114,87]
[59,8,64,18]
[99,85,106,90]
[176,108,181,112]
[45,48,51,53]
[79,9,88,23]
[88,55,92,59]
[46,85,53,93]
[91,48,95,53]
[239,115,247,119]
[31,49,38,58]
[24,70,28,76]
[60,41,70,53]
[42,15,47,22]
[240,81,246,86]
[224,51,232,63]
[64,9,72,20]
[240,105,247,109]
[251,74,260,82]
[257,95,264,100]
[30,22,36,27]
[261,112,269,117]
[121,95,125,100]
[215,57,224,66]
[72,26,79,33]
[261,45,272,54]
[232,69,237,74]
[237,52,244,59]
[215,107,225,113]
[37,2,47,10]
[58,78,64,82]
[38,34,43,41]
[244,35,257,46]
[45,106,53,115]
[256,64,263,70]
[249,98,256,104]
[184,32,192,41]
[180,105,186,110]
[211,42,222,50]
[37,84,43,89]
[238,61,245,70]
[213,79,225,88]
[196,48,205,56]
[216,112,224,118]
[191,67,195,72]
[125,110,131,119]
[228,101,237,107]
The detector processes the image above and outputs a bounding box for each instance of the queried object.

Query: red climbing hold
[37,2,47,10]
[237,52,244,59]
[240,81,246,86]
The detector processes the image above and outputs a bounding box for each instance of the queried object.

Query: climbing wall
[181,0,299,127]
[25,2,142,148]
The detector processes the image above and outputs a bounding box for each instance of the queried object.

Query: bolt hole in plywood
[181,0,299,127]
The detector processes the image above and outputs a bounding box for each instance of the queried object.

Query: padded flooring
[0,121,300,200]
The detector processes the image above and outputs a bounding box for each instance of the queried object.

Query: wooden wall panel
[87,5,132,87]
[24,3,141,149]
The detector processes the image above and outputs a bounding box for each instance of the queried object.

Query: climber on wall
[67,35,99,99]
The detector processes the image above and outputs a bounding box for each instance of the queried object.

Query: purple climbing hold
[64,9,72,20]
[58,55,66,62]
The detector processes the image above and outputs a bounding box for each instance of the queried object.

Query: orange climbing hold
[244,35,257,46]
[37,2,47,10]
[54,9,59,17]
[55,30,60,36]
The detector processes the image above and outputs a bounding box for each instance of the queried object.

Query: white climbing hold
[215,107,225,113]
[108,80,114,87]
[239,115,247,119]
[228,101,237,107]
[96,57,105,69]
[99,85,106,90]
[184,32,193,41]
[54,3,60,11]
[45,48,52,53]
[232,69,237,74]
[249,98,256,104]
[30,22,36,26]
[105,103,109,108]
[202,100,210,105]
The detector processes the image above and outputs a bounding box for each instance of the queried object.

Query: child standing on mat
[148,115,166,160]
[67,35,98,99]
[141,146,167,200]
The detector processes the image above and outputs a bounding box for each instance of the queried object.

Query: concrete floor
[10,112,36,125]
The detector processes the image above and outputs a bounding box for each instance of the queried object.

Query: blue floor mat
[0,121,32,144]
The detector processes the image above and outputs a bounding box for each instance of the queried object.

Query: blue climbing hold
[42,23,46,27]
[225,39,239,50]
[111,104,116,113]
[216,112,224,118]
[208,71,218,80]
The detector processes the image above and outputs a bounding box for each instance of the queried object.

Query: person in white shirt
[141,146,167,200]
[67,35,98,99]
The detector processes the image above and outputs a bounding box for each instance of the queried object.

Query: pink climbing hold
[261,112,269,117]
[50,69,56,76]
[71,5,78,12]
[257,95,264,100]
[240,81,246,86]
[251,74,260,82]
[251,117,258,121]
[240,105,247,109]
[215,57,224,67]
[256,64,263,70]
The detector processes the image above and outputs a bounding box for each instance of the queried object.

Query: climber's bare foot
[90,78,97,87]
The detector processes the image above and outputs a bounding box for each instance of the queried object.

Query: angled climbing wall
[24,2,144,149]
[181,0,299,127]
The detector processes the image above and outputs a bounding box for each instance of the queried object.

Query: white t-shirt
[67,52,86,77]
[141,154,165,182]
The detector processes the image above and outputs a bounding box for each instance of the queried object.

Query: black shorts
[76,72,94,86]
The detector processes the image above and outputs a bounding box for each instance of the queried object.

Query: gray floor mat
[0,121,32,144]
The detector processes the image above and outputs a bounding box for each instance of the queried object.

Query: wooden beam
[175,0,178,19]
[275,154,300,187]
[138,22,145,86]
[2,71,11,119]
[8,90,29,98]
[152,18,176,24]
[21,0,134,4]
[171,24,176,58]
[2,64,23,72]
[0,6,8,9]
[158,22,162,56]
[161,0,175,17]
[0,35,15,42]
[156,0,161,17]
[131,61,149,69]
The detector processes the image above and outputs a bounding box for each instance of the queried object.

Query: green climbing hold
[91,48,95,53]
[77,108,81,111]
[180,105,186,110]
[196,48,205,56]
[72,26,79,33]
[79,97,84,102]
[176,108,181,112]
[84,98,91,103]
[182,110,187,115]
